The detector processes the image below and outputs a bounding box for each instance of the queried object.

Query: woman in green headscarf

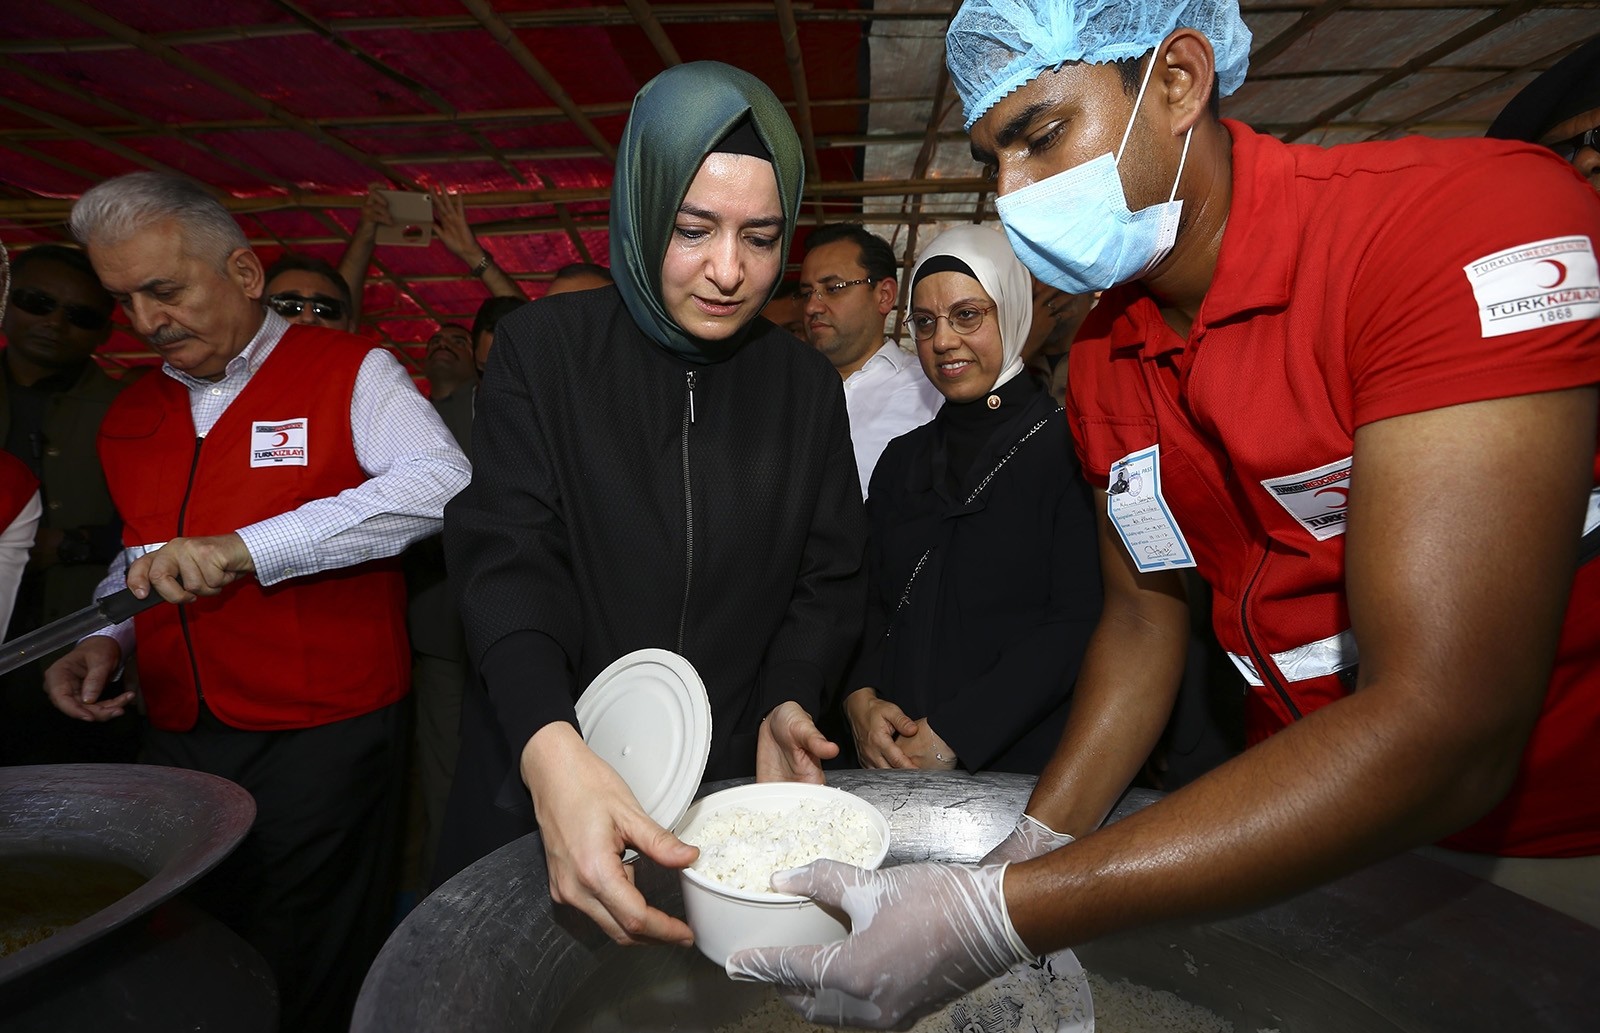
[440,62,868,947]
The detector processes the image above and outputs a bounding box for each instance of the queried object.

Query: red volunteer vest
[98,326,409,732]
[1068,123,1600,857]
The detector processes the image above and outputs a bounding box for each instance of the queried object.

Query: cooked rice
[683,801,879,894]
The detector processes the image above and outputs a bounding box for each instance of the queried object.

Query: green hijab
[610,61,805,364]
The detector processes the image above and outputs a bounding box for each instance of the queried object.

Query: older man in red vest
[44,171,470,1033]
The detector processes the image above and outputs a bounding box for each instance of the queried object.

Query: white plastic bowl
[674,781,891,966]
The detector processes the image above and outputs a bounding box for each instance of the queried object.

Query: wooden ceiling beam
[1278,0,1548,142]
[0,95,177,178]
[232,206,1001,252]
[290,130,971,166]
[774,0,826,220]
[0,94,950,142]
[1358,38,1589,141]
[892,1,965,334]
[44,0,424,189]
[1248,0,1358,69]
[268,0,527,190]
[4,62,300,193]
[264,0,602,262]
[623,0,682,67]
[0,141,104,200]
[0,5,956,56]
[459,0,618,162]
[0,177,996,219]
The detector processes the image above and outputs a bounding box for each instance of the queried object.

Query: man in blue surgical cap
[729,0,1600,1026]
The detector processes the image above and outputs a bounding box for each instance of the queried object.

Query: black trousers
[432,678,528,889]
[141,697,409,1033]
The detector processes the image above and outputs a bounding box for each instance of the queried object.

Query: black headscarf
[609,61,805,364]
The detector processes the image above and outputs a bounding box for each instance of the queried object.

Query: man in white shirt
[799,225,941,498]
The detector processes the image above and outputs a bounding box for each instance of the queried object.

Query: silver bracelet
[470,253,492,276]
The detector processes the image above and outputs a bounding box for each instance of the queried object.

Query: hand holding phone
[376,190,433,246]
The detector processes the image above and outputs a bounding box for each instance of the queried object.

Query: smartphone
[376,190,433,247]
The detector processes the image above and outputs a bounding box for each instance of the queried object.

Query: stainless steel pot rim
[0,763,256,984]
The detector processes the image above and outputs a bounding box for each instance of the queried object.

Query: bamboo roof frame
[2,0,1591,364]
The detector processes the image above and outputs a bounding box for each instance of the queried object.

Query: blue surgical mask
[994,57,1193,296]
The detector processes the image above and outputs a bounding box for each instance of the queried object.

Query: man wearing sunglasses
[1489,35,1600,194]
[0,244,133,766]
[42,171,470,1033]
[263,252,357,333]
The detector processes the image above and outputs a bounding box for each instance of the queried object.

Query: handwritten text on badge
[1107,444,1196,572]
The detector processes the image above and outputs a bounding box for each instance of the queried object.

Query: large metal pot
[356,770,1599,1032]
[0,763,277,1030]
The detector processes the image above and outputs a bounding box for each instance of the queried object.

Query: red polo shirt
[1066,120,1600,856]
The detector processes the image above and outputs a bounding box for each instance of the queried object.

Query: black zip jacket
[442,286,867,845]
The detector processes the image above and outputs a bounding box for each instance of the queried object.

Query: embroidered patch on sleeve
[1260,456,1353,541]
[1463,235,1600,339]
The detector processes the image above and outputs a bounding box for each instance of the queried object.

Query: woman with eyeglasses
[843,224,1101,776]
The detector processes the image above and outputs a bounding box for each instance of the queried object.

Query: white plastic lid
[575,648,712,837]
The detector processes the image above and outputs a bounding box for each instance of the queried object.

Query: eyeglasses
[795,278,876,302]
[8,287,112,331]
[267,292,345,322]
[909,303,995,341]
[1550,127,1600,163]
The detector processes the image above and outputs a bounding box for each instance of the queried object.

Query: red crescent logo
[272,431,290,447]
[1314,486,1350,510]
[1537,260,1568,289]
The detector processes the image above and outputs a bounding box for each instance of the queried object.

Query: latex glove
[755,701,838,783]
[725,860,1033,1029]
[980,814,1076,866]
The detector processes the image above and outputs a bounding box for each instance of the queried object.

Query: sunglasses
[267,292,346,322]
[1551,127,1600,164]
[8,287,112,332]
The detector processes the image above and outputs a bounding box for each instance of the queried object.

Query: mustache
[148,326,194,347]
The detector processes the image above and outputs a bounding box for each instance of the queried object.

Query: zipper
[175,437,206,706]
[1239,548,1301,721]
[676,371,696,653]
[887,410,1060,639]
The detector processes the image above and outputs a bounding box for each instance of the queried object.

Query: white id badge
[1106,444,1196,572]
[250,417,309,467]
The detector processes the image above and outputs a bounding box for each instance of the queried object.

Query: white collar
[867,337,912,372]
[162,309,289,389]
